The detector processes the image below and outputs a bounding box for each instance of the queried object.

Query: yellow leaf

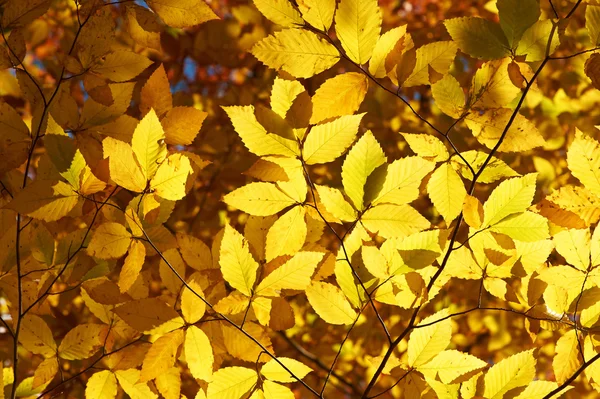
[87,223,132,259]
[223,182,296,216]
[425,378,460,399]
[463,195,484,229]
[418,350,487,384]
[514,381,565,399]
[103,137,146,192]
[222,105,299,157]
[465,109,545,153]
[224,319,268,360]
[489,211,549,242]
[303,113,365,164]
[181,280,206,324]
[361,204,430,239]
[131,109,168,180]
[427,163,466,223]
[370,157,435,205]
[342,130,387,210]
[58,324,108,360]
[214,292,249,314]
[444,17,510,60]
[115,369,158,399]
[394,231,440,270]
[206,367,257,399]
[515,239,554,274]
[369,26,409,78]
[407,309,451,367]
[4,180,79,222]
[155,368,181,399]
[315,185,357,222]
[553,228,590,271]
[305,281,357,325]
[140,329,184,382]
[146,0,218,28]
[220,224,259,296]
[471,58,521,109]
[177,233,213,270]
[270,77,305,118]
[264,156,307,202]
[119,240,146,293]
[150,153,193,200]
[92,51,152,82]
[126,6,162,51]
[402,133,449,163]
[451,150,519,183]
[140,65,172,117]
[185,326,214,382]
[592,224,600,267]
[251,29,340,78]
[567,130,600,197]
[0,102,31,175]
[310,73,368,124]
[431,74,465,118]
[404,41,458,87]
[81,82,135,128]
[334,0,381,64]
[256,251,324,296]
[587,6,600,46]
[85,371,117,399]
[361,245,388,279]
[483,349,536,399]
[79,165,106,195]
[253,0,304,27]
[552,330,582,384]
[265,206,307,261]
[297,0,335,31]
[114,298,185,334]
[161,107,207,145]
[263,381,295,399]
[14,376,50,397]
[483,174,537,227]
[261,357,312,382]
[515,20,559,62]
[1,0,50,28]
[19,314,56,358]
[32,357,58,390]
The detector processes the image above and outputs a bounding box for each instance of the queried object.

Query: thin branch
[301,160,392,344]
[360,15,569,399]
[542,352,600,398]
[140,225,322,398]
[320,303,368,396]
[549,0,559,19]
[279,332,361,396]
[368,368,413,399]
[38,337,145,398]
[566,0,583,19]
[303,24,477,177]
[549,47,600,60]
[0,316,14,338]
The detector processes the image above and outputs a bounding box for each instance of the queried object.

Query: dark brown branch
[279,332,361,396]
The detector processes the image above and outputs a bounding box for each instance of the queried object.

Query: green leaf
[444,17,510,60]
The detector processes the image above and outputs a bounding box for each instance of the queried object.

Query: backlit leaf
[261,357,312,382]
[207,367,257,399]
[220,224,259,296]
[305,281,357,325]
[251,29,340,78]
[303,113,365,164]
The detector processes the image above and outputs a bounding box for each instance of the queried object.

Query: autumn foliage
[4,0,600,398]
